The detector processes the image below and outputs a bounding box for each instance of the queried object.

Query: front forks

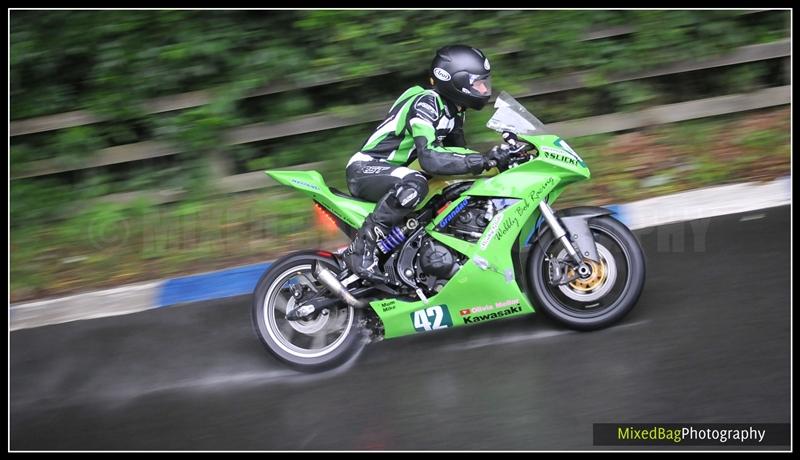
[539,202,582,265]
[538,202,595,286]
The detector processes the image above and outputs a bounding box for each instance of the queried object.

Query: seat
[329,187,374,204]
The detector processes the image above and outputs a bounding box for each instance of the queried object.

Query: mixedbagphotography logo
[593,423,790,447]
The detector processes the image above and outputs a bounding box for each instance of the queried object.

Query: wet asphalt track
[10,206,791,450]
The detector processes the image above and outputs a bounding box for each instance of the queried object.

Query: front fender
[532,206,614,262]
[556,206,614,219]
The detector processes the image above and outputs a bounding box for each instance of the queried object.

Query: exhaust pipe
[314,263,368,309]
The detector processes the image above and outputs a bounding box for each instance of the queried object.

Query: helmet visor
[469,74,492,96]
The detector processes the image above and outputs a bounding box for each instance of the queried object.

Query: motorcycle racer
[344,44,512,283]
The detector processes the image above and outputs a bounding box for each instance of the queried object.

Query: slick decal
[411,304,453,332]
[541,145,586,168]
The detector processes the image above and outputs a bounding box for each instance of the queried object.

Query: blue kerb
[157,262,272,307]
[604,204,627,225]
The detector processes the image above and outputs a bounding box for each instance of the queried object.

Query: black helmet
[430,45,492,110]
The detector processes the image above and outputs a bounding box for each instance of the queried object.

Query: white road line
[739,213,766,222]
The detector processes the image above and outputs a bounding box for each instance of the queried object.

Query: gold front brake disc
[567,258,608,292]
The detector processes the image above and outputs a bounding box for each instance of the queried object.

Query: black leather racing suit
[346,85,487,226]
[344,85,488,279]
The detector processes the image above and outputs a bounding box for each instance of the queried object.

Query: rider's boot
[344,213,390,284]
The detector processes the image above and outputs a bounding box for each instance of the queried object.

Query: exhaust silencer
[313,262,368,309]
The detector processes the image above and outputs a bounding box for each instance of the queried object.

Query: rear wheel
[527,216,646,330]
[252,251,367,372]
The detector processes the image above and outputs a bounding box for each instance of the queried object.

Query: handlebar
[500,131,537,170]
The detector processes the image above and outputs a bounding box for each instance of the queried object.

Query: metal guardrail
[546,85,789,138]
[10,39,790,181]
[95,85,791,204]
[95,161,330,205]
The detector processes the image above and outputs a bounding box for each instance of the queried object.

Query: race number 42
[411,305,453,332]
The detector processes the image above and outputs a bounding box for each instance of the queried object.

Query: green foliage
[690,154,730,185]
[10,178,76,226]
[11,10,790,119]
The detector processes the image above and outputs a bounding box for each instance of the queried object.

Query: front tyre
[528,216,646,330]
[252,251,366,372]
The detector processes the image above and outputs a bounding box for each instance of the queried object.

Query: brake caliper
[547,256,581,286]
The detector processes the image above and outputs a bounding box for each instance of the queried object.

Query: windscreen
[486,91,547,135]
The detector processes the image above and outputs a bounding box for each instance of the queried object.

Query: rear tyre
[252,251,367,372]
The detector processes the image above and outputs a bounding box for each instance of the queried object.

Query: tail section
[265,170,374,229]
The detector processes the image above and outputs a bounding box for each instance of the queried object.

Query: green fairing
[266,98,593,340]
[265,170,373,228]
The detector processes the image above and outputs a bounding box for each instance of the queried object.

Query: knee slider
[393,174,428,209]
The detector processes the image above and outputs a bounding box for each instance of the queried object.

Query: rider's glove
[465,154,489,175]
[483,145,513,171]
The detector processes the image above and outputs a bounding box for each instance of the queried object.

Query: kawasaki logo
[437,198,470,229]
[462,305,522,324]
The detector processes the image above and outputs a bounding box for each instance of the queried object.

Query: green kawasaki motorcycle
[253,92,646,371]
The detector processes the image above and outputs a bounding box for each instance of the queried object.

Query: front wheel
[527,215,646,330]
[252,250,367,372]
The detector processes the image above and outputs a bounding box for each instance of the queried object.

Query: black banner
[593,423,790,446]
